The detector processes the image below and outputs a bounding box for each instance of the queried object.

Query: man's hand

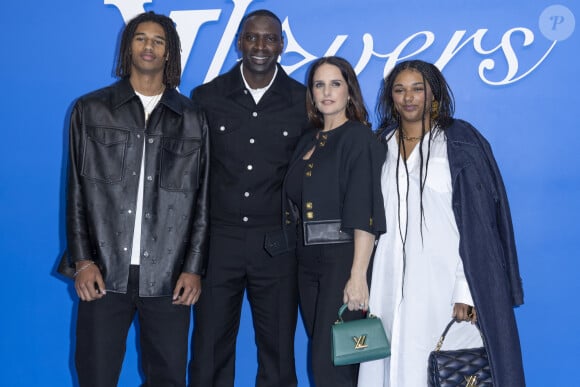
[74,260,106,301]
[172,273,201,305]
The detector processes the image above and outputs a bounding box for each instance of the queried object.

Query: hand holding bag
[331,304,390,366]
[428,319,493,387]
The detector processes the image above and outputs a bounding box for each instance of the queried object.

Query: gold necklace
[401,133,423,141]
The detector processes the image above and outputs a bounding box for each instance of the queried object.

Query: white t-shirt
[129,91,163,265]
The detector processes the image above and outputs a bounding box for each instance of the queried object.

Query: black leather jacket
[66,78,209,296]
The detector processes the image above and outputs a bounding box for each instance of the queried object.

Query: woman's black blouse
[284,121,386,236]
[285,158,308,208]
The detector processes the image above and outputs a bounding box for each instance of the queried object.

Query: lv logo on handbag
[352,335,368,350]
[465,375,479,387]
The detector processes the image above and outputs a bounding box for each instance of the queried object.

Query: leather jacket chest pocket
[81,127,129,183]
[160,137,200,192]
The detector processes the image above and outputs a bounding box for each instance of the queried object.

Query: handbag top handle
[434,319,483,351]
[336,303,373,323]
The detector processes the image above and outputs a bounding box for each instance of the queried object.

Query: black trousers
[75,265,190,387]
[297,239,362,387]
[189,225,298,387]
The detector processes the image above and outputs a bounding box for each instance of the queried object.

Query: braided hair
[377,60,454,135]
[115,11,182,88]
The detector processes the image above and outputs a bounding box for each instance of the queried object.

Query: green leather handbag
[331,304,391,366]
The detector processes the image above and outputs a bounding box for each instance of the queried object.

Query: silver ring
[359,303,364,308]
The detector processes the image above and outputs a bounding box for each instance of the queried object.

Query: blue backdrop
[1,0,578,385]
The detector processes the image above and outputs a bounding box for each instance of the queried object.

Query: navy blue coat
[440,119,525,386]
[384,118,525,386]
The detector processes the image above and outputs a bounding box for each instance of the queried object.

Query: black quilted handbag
[427,319,493,387]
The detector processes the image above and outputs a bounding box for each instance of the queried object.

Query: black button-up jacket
[192,63,307,228]
[285,121,386,236]
[66,78,209,296]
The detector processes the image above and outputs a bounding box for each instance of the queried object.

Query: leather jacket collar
[111,78,185,116]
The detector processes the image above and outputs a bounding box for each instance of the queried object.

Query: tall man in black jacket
[64,12,209,387]
[188,9,307,387]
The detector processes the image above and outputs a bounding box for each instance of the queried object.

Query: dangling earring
[430,100,439,122]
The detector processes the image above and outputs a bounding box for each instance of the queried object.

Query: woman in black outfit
[284,56,386,386]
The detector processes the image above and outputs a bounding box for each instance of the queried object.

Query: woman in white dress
[358,60,525,386]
